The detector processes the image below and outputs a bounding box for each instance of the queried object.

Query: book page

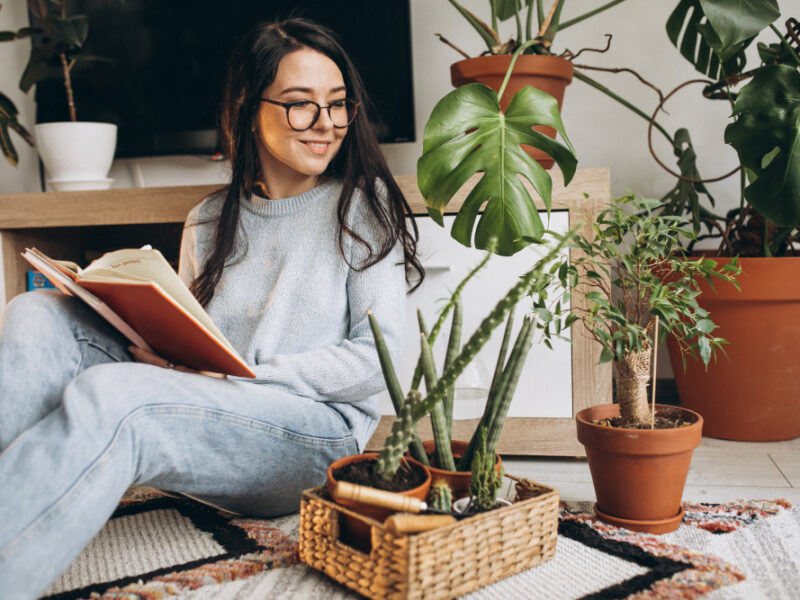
[80,248,233,354]
[20,249,153,351]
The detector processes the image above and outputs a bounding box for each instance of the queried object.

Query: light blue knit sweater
[178,179,406,450]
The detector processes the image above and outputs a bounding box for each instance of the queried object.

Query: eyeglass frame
[260,97,360,131]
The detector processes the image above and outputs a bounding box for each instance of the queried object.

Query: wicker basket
[299,476,559,600]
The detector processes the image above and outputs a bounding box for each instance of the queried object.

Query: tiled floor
[500,435,800,504]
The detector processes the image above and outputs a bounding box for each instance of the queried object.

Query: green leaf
[0,31,16,42]
[666,0,753,77]
[19,44,52,92]
[696,318,716,333]
[598,347,614,364]
[698,336,712,366]
[418,81,576,256]
[50,15,89,48]
[495,0,533,22]
[534,306,553,322]
[699,0,779,53]
[724,65,800,228]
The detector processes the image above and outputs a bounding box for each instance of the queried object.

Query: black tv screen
[33,1,415,158]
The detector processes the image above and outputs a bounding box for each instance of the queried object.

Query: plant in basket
[333,231,577,522]
[571,193,740,534]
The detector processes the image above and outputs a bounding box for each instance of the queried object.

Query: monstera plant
[417,41,578,256]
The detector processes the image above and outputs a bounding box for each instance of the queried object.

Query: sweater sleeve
[239,189,408,403]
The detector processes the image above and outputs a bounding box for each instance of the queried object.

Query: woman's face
[254,47,349,193]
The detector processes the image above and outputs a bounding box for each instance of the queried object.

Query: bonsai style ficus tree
[574,194,740,427]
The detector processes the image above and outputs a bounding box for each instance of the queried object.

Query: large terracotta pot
[576,404,703,534]
[450,55,574,169]
[327,453,430,550]
[666,256,800,441]
[419,439,503,500]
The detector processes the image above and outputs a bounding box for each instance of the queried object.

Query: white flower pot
[34,122,117,190]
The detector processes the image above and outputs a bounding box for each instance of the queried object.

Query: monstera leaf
[666,0,778,80]
[417,83,576,256]
[725,65,800,228]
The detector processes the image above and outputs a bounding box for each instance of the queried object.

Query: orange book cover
[21,247,256,379]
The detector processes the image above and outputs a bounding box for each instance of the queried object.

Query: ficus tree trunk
[614,348,652,425]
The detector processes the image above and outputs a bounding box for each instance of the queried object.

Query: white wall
[1,0,777,371]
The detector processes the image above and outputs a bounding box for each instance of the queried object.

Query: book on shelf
[21,246,256,378]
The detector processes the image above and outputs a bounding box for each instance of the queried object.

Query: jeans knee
[3,291,69,330]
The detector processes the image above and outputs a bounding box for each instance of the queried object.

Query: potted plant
[650,1,800,441]
[572,194,739,534]
[0,6,35,166]
[22,0,117,190]
[418,38,577,257]
[439,0,629,168]
[340,231,575,517]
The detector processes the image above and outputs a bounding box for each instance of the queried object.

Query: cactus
[428,479,453,513]
[371,230,576,482]
[458,315,536,470]
[368,310,429,466]
[469,426,504,512]
[375,390,420,480]
[419,322,456,471]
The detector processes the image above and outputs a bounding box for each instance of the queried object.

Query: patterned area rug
[41,489,798,600]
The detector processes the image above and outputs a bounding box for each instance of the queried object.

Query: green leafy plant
[368,230,577,491]
[658,0,800,257]
[418,42,577,256]
[442,0,628,57]
[572,194,740,426]
[0,5,35,165]
[21,0,96,122]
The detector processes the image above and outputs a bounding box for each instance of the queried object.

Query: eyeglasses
[260,98,359,131]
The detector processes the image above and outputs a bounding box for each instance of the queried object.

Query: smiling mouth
[301,141,331,155]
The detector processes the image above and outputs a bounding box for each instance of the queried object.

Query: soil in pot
[332,458,426,492]
[327,453,431,552]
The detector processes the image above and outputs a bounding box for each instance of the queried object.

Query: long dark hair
[190,18,424,307]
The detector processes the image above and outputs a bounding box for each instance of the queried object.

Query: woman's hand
[128,346,227,379]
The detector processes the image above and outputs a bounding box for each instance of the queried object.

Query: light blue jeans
[0,291,359,599]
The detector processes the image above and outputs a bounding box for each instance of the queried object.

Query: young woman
[0,18,423,597]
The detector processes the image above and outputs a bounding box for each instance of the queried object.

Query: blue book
[27,270,56,291]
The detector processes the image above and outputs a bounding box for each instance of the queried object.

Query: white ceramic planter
[34,122,117,189]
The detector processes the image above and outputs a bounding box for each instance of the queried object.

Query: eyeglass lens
[288,99,358,130]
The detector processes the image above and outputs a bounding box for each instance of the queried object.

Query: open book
[22,247,256,378]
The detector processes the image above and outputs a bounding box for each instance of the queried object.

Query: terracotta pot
[327,453,431,550]
[666,256,800,441]
[576,404,702,534]
[419,439,503,500]
[450,55,574,169]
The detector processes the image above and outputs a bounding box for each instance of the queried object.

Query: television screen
[33,1,415,158]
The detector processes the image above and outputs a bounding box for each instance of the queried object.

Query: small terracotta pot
[666,256,800,441]
[419,440,503,500]
[327,453,431,550]
[576,404,702,534]
[450,55,574,170]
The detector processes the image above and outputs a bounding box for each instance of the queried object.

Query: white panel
[377,211,572,420]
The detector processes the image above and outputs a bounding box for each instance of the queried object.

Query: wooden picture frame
[0,168,611,456]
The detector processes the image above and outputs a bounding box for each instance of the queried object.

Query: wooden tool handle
[332,481,427,513]
[384,513,456,534]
